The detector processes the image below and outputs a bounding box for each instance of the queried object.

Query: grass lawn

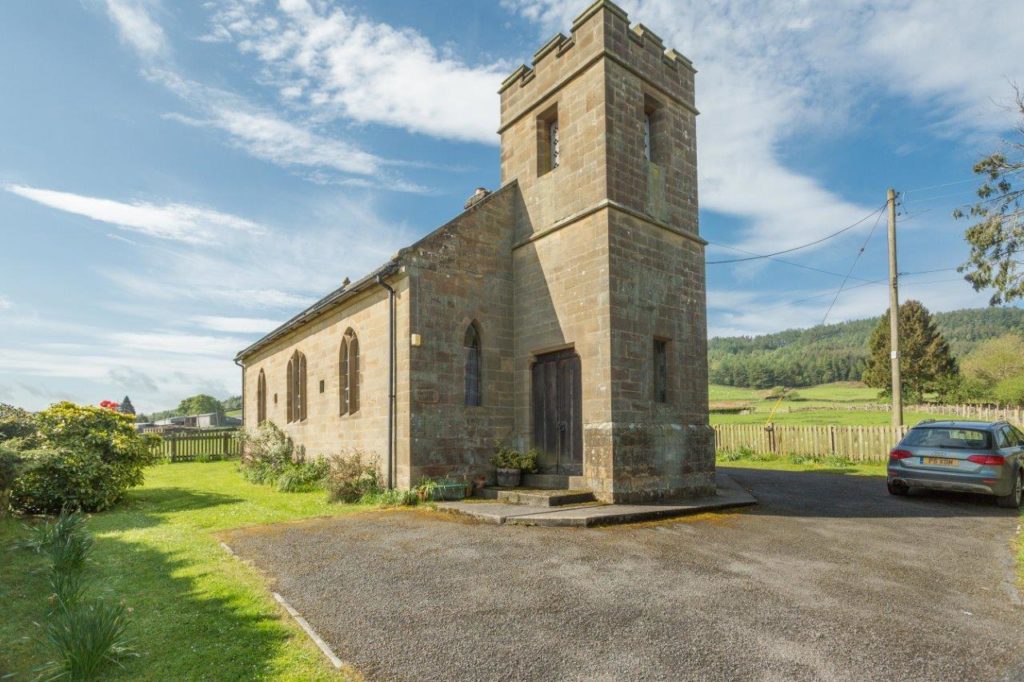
[716,453,888,477]
[0,461,361,681]
[709,381,959,426]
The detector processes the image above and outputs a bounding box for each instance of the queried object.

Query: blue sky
[1,0,1022,414]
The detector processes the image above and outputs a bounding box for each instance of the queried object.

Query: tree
[176,394,223,416]
[862,300,958,398]
[961,334,1024,384]
[956,86,1024,305]
[993,375,1024,407]
[118,395,136,415]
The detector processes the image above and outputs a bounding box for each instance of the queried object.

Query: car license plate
[922,457,958,467]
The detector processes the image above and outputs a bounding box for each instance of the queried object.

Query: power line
[706,203,887,265]
[821,205,886,325]
[731,269,966,316]
[704,240,874,281]
[903,167,1024,197]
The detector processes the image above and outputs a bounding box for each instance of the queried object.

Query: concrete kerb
[436,472,756,527]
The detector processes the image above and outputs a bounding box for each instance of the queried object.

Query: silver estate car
[887,420,1024,508]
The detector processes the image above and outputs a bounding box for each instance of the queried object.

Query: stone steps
[476,487,596,507]
[521,473,587,489]
[436,473,757,527]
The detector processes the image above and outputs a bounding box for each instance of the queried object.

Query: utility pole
[887,188,903,429]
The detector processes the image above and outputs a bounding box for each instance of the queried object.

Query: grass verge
[0,460,363,681]
[716,452,887,477]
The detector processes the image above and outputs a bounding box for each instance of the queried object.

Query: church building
[236,0,714,503]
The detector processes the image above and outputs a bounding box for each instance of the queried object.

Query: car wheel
[887,481,908,496]
[996,471,1023,509]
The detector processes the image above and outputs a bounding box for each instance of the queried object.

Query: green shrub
[719,446,757,462]
[37,598,135,681]
[0,445,24,516]
[275,459,330,493]
[238,421,293,483]
[0,402,40,450]
[359,487,419,507]
[325,450,381,503]
[491,445,541,472]
[9,403,160,514]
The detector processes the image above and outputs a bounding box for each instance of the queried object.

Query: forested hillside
[710,307,1024,388]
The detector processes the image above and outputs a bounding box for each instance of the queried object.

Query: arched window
[256,369,267,424]
[286,351,307,423]
[464,322,482,406]
[340,329,360,415]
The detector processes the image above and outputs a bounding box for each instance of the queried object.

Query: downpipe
[374,274,393,485]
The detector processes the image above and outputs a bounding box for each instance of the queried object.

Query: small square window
[319,379,325,394]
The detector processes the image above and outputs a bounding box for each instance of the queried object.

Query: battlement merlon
[498,0,697,132]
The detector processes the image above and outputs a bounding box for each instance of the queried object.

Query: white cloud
[98,190,416,317]
[206,0,510,144]
[104,0,168,58]
[5,184,265,244]
[108,331,249,357]
[191,315,281,334]
[0,296,10,311]
[153,71,384,178]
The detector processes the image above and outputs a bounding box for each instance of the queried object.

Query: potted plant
[491,445,524,487]
[490,447,542,487]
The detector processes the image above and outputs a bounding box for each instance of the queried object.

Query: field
[0,461,360,681]
[709,381,958,426]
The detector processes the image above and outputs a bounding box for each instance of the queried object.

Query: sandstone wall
[242,278,412,484]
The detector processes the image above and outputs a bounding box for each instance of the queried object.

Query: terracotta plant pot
[495,467,521,488]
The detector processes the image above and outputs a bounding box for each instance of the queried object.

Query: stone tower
[500,0,713,502]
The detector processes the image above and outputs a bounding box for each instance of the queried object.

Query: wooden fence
[906,403,1024,424]
[714,424,908,462]
[151,429,241,462]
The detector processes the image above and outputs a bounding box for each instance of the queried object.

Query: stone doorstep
[521,473,588,489]
[476,487,596,507]
[436,473,756,528]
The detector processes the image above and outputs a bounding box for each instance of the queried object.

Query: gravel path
[222,469,1024,681]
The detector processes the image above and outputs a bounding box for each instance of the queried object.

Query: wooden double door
[531,349,583,475]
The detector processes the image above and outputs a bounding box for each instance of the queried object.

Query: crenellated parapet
[499,0,695,131]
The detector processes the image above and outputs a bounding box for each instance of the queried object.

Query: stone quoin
[235,0,713,503]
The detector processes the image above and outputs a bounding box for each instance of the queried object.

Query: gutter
[235,259,400,363]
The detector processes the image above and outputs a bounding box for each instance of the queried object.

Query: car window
[1000,426,1017,448]
[1013,426,1024,444]
[995,428,1009,448]
[902,427,992,450]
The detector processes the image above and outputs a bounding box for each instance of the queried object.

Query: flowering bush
[10,402,161,514]
[238,421,294,484]
[325,450,381,503]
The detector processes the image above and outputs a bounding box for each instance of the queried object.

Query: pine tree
[862,300,958,398]
[118,395,136,415]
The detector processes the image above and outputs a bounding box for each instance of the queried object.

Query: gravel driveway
[222,468,1024,681]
